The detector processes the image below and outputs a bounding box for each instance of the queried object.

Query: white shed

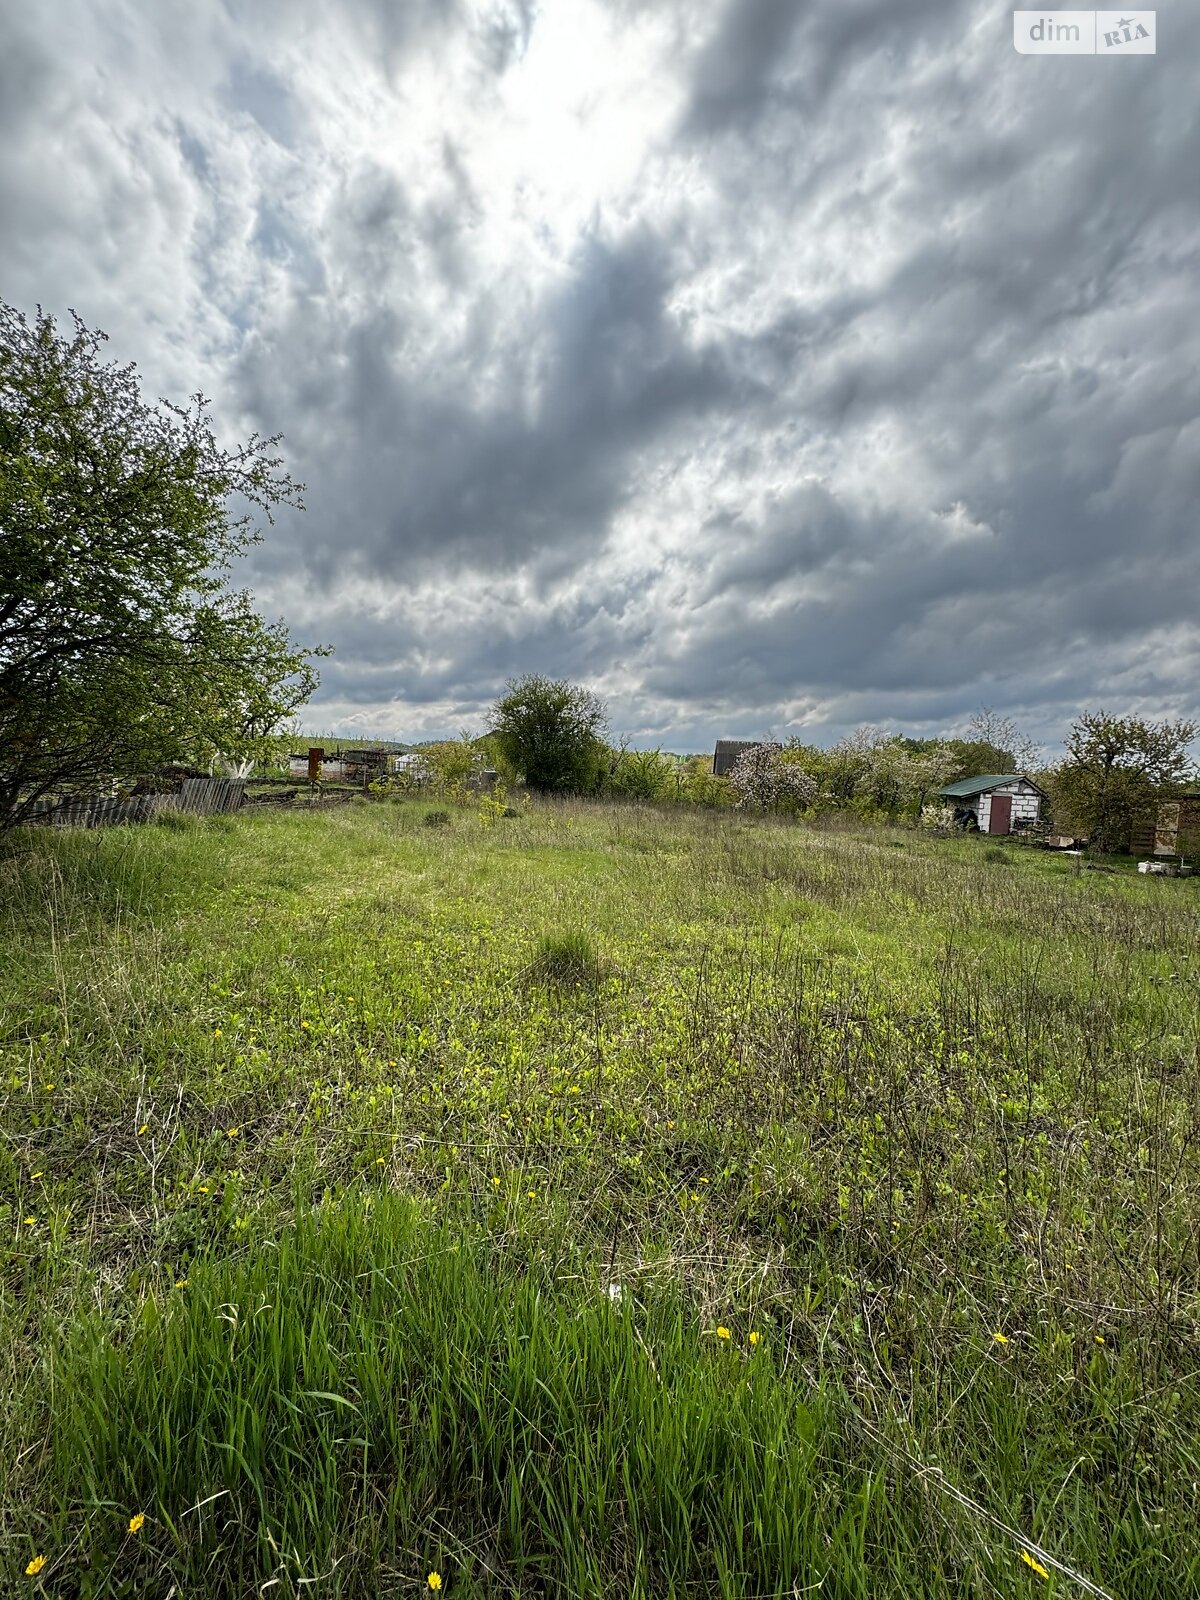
[936,774,1046,835]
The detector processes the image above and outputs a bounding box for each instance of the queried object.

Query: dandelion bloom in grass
[427,1573,442,1591]
[716,1326,732,1341]
[748,1331,762,1347]
[174,1279,188,1289]
[26,1555,46,1577]
[128,1513,145,1534]
[213,1029,222,1039]
[993,1332,1010,1346]
[1020,1550,1050,1579]
[138,1125,148,1135]
[226,1128,239,1139]
[44,1083,54,1092]
[23,1217,36,1226]
[31,1172,43,1181]
[1094,1335,1106,1345]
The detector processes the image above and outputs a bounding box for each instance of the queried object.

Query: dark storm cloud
[1,0,1198,749]
[235,224,742,583]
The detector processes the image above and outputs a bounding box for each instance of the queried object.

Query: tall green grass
[24,1196,839,1597]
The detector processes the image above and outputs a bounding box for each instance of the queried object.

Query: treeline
[379,721,1011,820]
[356,679,1196,855]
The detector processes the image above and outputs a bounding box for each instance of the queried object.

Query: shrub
[982,845,1008,864]
[918,804,956,833]
[423,809,450,828]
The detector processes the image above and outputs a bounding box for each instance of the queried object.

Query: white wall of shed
[978,784,1041,834]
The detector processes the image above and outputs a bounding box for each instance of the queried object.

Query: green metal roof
[937,773,1027,799]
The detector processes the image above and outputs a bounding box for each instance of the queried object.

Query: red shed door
[989,794,1012,835]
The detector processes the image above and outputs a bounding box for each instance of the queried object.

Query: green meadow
[1,800,1197,1597]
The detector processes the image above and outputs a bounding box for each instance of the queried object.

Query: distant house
[286,747,388,783]
[712,739,773,777]
[936,773,1046,835]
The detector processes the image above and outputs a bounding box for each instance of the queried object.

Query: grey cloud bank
[2,0,1197,753]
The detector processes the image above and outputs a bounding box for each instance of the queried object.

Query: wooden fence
[28,778,246,829]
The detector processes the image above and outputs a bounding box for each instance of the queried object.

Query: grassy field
[1,799,1197,1598]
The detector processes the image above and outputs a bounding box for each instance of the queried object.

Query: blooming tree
[728,744,818,812]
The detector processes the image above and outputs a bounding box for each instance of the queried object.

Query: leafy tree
[1051,712,1197,852]
[0,299,322,827]
[487,674,608,793]
[821,728,957,817]
[967,707,1041,773]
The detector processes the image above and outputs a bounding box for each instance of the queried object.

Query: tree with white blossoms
[728,744,818,812]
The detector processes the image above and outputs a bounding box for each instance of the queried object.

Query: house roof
[937,773,1045,799]
[713,739,760,756]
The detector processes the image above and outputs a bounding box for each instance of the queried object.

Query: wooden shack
[1132,794,1200,858]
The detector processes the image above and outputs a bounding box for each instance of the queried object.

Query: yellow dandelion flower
[138,1124,148,1135]
[174,1279,188,1289]
[128,1513,145,1534]
[492,1176,501,1187]
[226,1128,239,1139]
[1094,1335,1105,1345]
[666,1120,675,1129]
[748,1331,762,1347]
[300,1021,311,1030]
[44,1083,54,1093]
[198,1185,210,1194]
[31,1172,43,1181]
[993,1331,1010,1346]
[213,1029,222,1039]
[375,1157,386,1165]
[427,1573,442,1591]
[1020,1550,1050,1579]
[527,1189,538,1200]
[23,1217,36,1226]
[26,1554,46,1577]
[716,1326,732,1340]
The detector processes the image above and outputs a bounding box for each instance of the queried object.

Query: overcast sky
[3,1,1197,753]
